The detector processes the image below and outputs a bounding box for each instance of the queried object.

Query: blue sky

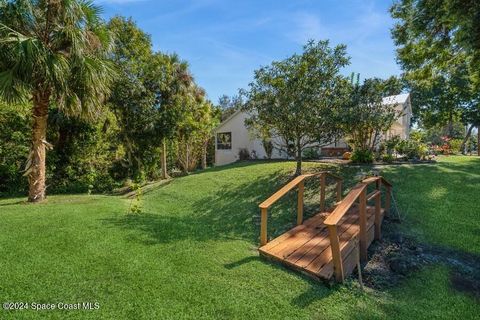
[98,0,401,103]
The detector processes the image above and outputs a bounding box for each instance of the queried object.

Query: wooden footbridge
[258,172,392,282]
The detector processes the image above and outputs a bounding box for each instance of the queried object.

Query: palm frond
[0,0,116,118]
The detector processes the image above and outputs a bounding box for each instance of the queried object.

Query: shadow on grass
[223,256,260,269]
[0,199,26,207]
[102,157,480,305]
[103,161,349,246]
[223,254,337,307]
[102,171,293,244]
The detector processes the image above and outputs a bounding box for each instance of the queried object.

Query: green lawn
[0,156,479,319]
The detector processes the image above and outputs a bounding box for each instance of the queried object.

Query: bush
[351,149,374,163]
[262,139,273,159]
[238,148,250,160]
[449,138,463,154]
[396,139,428,160]
[384,135,401,154]
[0,104,30,196]
[382,153,395,163]
[303,147,320,160]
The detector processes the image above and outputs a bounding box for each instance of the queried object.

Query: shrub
[449,138,463,154]
[0,104,30,195]
[397,139,428,160]
[384,135,401,155]
[238,148,250,160]
[351,149,374,163]
[303,147,320,160]
[262,139,273,159]
[382,153,395,163]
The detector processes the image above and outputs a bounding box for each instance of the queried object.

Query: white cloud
[286,12,331,44]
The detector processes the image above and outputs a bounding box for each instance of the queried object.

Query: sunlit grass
[0,157,478,319]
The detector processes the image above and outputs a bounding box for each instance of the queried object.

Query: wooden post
[359,189,368,261]
[374,193,382,240]
[336,180,342,203]
[327,225,344,282]
[354,237,364,290]
[260,208,268,246]
[320,173,326,212]
[385,186,391,216]
[297,181,304,225]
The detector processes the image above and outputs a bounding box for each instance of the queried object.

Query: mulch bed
[355,217,480,299]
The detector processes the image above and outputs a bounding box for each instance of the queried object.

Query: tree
[176,85,216,173]
[196,100,219,170]
[0,0,115,202]
[391,0,479,141]
[342,76,401,156]
[107,16,160,180]
[244,40,349,175]
[461,103,480,155]
[217,93,244,121]
[148,53,194,178]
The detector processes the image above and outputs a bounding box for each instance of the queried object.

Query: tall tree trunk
[160,138,170,179]
[184,143,189,174]
[447,111,454,137]
[201,140,207,170]
[28,91,50,202]
[478,127,480,157]
[460,124,474,155]
[295,139,302,176]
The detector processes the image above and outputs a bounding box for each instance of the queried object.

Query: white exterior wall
[215,112,252,166]
[214,93,413,166]
[214,111,290,166]
[385,97,412,140]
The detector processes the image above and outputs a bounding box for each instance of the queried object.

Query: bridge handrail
[258,171,343,246]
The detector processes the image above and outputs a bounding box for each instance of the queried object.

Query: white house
[214,93,412,166]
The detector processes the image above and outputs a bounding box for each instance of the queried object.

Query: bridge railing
[258,171,343,246]
[324,176,392,282]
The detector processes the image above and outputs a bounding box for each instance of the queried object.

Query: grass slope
[0,157,478,319]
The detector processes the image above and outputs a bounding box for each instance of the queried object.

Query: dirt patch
[356,217,480,299]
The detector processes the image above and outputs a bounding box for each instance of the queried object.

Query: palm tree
[0,0,115,202]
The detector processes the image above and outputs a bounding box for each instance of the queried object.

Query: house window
[217,132,232,150]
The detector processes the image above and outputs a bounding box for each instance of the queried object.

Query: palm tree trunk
[28,91,50,202]
[161,138,169,179]
[460,124,474,155]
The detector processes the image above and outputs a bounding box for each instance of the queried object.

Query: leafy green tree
[147,53,194,178]
[47,107,119,193]
[217,93,244,121]
[196,100,220,169]
[107,16,158,180]
[244,40,349,175]
[0,0,115,202]
[461,103,480,155]
[176,85,206,173]
[0,102,30,195]
[391,0,479,140]
[391,0,479,84]
[342,77,401,157]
